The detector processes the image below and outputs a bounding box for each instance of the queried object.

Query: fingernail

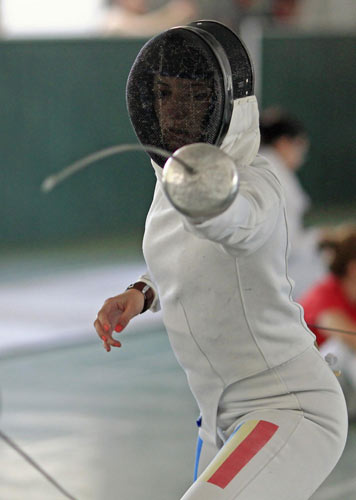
[103,324,110,332]
[114,341,121,347]
[115,324,123,333]
[101,335,107,341]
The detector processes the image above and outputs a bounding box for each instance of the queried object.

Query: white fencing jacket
[138,96,315,440]
[259,146,325,298]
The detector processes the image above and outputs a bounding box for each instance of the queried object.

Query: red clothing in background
[299,274,356,347]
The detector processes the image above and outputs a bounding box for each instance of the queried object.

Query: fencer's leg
[193,418,220,482]
[181,408,346,500]
[182,414,286,500]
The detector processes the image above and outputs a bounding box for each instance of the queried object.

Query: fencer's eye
[193,92,211,102]
[156,88,171,99]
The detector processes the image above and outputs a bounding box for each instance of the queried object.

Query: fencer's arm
[183,156,283,254]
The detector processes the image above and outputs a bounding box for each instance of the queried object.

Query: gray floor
[1,239,356,500]
[0,330,198,500]
[1,334,356,500]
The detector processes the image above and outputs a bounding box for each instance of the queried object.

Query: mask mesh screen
[126,28,227,167]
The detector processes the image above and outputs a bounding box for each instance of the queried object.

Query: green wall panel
[0,38,154,245]
[0,34,354,245]
[261,33,356,207]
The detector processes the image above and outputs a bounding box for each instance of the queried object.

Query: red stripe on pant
[208,420,279,489]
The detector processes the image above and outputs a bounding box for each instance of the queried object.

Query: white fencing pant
[320,338,356,418]
[181,346,348,500]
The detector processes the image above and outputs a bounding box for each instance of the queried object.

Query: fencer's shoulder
[249,154,283,187]
[252,153,277,171]
[245,154,281,178]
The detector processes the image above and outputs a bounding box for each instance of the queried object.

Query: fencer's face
[153,75,213,153]
[283,135,310,171]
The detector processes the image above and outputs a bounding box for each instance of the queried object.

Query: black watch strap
[126,281,154,314]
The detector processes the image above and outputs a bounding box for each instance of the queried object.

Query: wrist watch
[126,281,154,314]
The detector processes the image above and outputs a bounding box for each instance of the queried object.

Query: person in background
[296,0,356,32]
[259,107,326,299]
[101,0,197,37]
[300,225,356,419]
[270,0,301,26]
[100,0,264,37]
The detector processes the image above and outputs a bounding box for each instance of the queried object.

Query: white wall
[1,0,103,37]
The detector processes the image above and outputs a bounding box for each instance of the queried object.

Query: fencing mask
[126,20,254,167]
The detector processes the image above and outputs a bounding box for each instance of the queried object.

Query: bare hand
[94,289,144,352]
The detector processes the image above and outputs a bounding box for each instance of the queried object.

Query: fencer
[94,20,347,499]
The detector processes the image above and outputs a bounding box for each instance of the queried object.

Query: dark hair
[319,225,356,277]
[259,107,307,146]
